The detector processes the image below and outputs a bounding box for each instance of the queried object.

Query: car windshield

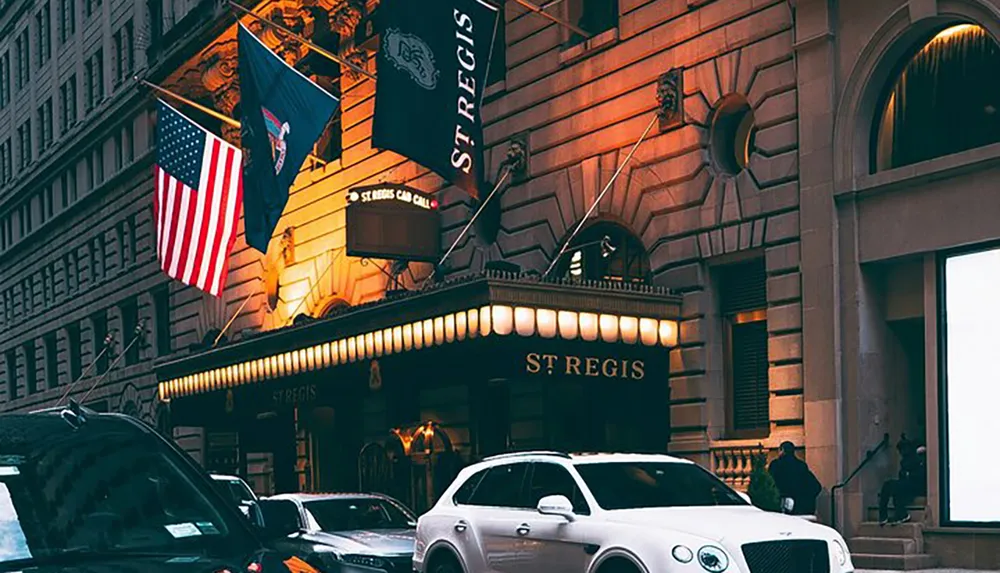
[575,461,748,510]
[0,413,254,565]
[303,498,414,532]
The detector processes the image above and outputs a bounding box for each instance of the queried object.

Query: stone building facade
[1,0,999,568]
[0,0,167,423]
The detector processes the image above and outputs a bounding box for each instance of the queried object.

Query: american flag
[153,99,243,297]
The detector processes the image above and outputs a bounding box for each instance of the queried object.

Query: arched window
[559,222,650,284]
[873,24,1000,172]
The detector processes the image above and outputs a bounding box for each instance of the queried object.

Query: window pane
[527,463,589,514]
[467,463,528,508]
[731,320,769,432]
[453,468,488,505]
[576,462,747,510]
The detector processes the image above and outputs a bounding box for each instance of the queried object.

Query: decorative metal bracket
[361,258,412,291]
[656,68,684,130]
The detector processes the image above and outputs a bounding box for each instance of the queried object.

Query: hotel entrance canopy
[155,271,682,403]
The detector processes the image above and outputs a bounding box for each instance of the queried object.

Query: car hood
[301,529,416,555]
[603,506,838,544]
[2,549,322,573]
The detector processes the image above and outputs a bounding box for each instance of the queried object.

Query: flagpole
[511,0,589,38]
[541,112,658,279]
[420,164,513,289]
[228,1,377,82]
[80,321,147,404]
[213,282,259,347]
[56,333,115,407]
[140,78,240,128]
[138,77,329,166]
[283,249,342,326]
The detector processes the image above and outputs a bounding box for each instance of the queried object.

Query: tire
[428,552,463,573]
[598,557,642,573]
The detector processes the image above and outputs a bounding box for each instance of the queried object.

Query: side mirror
[737,491,752,504]
[537,495,575,522]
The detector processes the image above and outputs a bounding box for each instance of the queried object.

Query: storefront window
[941,245,1000,523]
[873,24,1000,172]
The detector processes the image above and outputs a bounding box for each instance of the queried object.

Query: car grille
[384,555,414,572]
[741,540,830,573]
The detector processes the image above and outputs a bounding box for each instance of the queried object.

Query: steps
[848,500,938,570]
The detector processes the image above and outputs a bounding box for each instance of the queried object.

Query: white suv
[413,452,853,573]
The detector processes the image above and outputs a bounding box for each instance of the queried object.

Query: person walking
[768,441,823,516]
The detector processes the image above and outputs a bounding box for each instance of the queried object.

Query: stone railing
[710,441,770,491]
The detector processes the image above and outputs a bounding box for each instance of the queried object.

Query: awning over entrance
[155,271,682,402]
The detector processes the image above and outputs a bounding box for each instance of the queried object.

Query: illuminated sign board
[346,184,441,263]
[346,186,438,210]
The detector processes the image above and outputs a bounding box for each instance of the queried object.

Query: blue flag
[238,24,339,254]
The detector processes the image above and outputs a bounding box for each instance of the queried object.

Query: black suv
[0,403,324,572]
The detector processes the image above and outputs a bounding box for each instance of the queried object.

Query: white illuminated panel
[944,246,1000,523]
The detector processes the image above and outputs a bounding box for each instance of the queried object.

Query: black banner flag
[372,0,500,199]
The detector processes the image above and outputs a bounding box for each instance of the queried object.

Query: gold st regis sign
[525,353,645,380]
[273,384,317,406]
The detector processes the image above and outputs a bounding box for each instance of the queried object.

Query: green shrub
[747,452,782,512]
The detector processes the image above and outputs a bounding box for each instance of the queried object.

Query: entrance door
[241,410,297,495]
[889,318,927,444]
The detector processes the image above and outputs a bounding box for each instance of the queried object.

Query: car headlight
[697,546,729,572]
[342,554,388,569]
[832,539,847,566]
[672,545,694,563]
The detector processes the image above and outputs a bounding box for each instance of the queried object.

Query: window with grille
[38,99,53,152]
[24,341,37,394]
[44,331,58,388]
[153,287,171,356]
[15,29,29,90]
[0,52,9,109]
[120,297,138,365]
[6,349,17,400]
[84,49,103,111]
[717,257,770,437]
[91,309,108,374]
[60,0,75,42]
[67,321,81,380]
[18,120,32,169]
[36,3,51,67]
[60,76,76,132]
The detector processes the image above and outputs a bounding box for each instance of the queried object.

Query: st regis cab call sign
[345,183,441,262]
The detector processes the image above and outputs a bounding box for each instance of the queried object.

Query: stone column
[793,0,843,524]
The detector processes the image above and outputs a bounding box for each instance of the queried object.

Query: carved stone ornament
[341,46,370,80]
[657,68,684,130]
[199,41,241,142]
[329,0,364,34]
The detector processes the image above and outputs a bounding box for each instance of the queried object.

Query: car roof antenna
[60,398,89,430]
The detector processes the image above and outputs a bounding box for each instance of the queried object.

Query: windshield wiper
[0,547,193,571]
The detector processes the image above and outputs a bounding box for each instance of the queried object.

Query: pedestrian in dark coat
[768,441,823,516]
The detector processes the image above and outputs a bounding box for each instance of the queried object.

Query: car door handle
[516,523,531,536]
[454,520,469,533]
